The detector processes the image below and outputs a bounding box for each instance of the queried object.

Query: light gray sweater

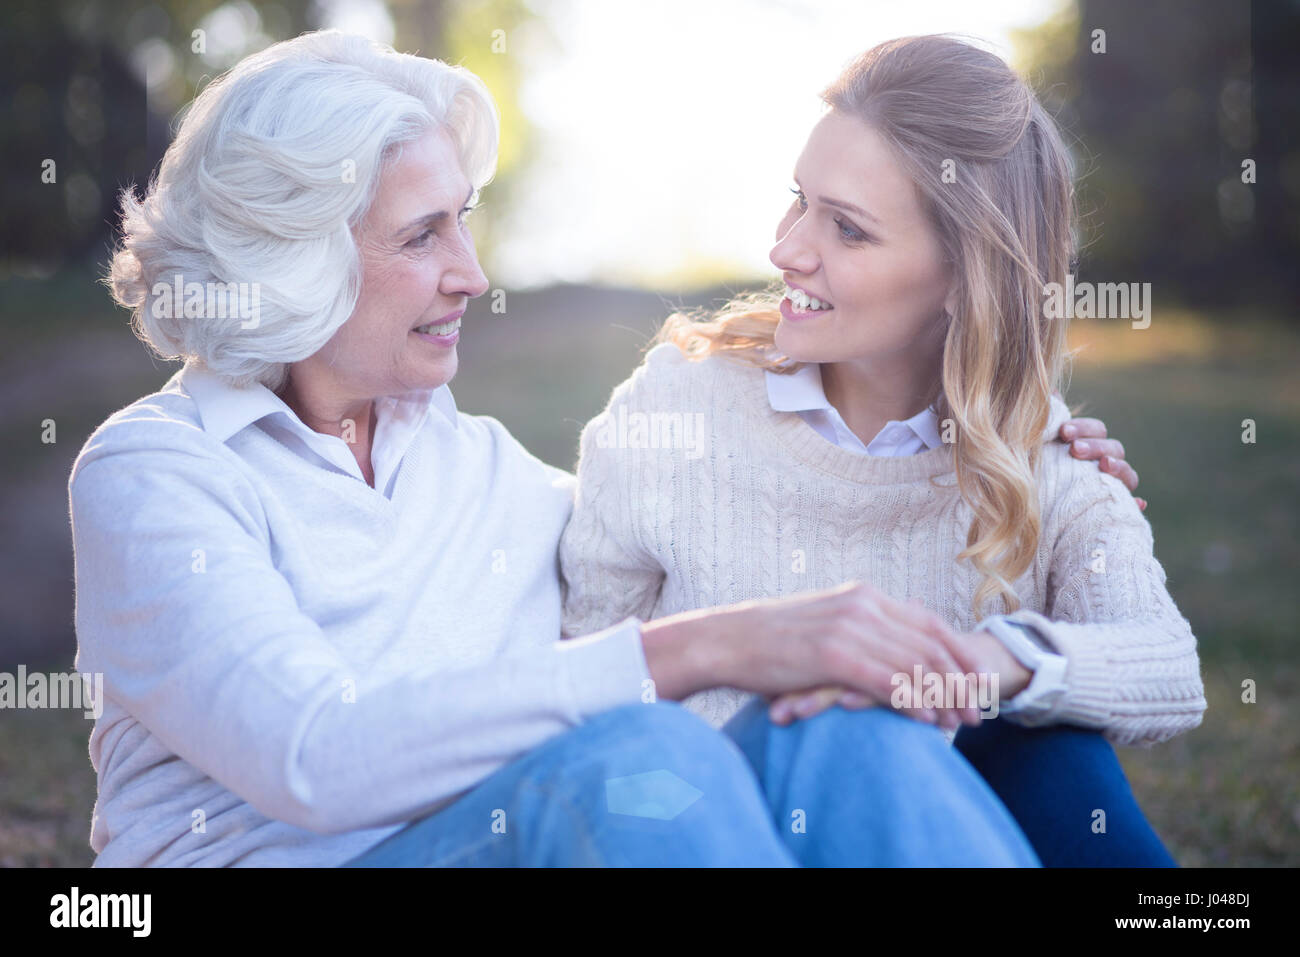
[560,343,1208,746]
[69,362,651,867]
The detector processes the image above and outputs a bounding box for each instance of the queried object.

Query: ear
[940,263,959,318]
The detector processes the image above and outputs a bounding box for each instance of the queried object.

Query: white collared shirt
[183,363,459,499]
[765,362,1068,718]
[765,364,943,456]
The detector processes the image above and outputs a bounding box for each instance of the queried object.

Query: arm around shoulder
[1004,454,1208,747]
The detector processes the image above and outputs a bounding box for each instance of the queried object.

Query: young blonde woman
[560,35,1207,867]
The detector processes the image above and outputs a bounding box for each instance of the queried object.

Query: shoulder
[604,341,759,413]
[1036,396,1145,537]
[452,408,575,489]
[71,373,223,483]
[68,372,256,513]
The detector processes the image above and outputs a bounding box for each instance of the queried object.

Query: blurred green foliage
[0,0,534,278]
[1011,0,1299,312]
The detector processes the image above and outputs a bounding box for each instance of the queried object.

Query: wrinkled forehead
[368,127,472,227]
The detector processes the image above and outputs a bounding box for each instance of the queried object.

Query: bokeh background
[1,0,1297,866]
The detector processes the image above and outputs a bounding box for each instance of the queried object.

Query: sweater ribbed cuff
[1002,608,1114,729]
[556,617,652,721]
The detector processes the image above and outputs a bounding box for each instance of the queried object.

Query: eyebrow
[398,185,476,236]
[818,195,882,227]
[793,173,883,228]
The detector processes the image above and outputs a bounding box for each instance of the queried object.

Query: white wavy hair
[107,30,498,390]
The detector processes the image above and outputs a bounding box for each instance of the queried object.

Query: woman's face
[308,126,488,399]
[770,111,953,369]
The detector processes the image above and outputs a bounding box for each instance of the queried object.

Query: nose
[769,209,819,276]
[440,224,490,300]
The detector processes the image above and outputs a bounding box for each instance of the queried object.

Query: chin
[428,353,458,388]
[774,323,840,364]
[401,352,457,393]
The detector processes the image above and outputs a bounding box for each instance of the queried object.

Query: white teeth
[415,317,462,336]
[784,285,832,313]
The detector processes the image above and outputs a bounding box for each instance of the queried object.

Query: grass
[0,660,99,867]
[1,274,1296,866]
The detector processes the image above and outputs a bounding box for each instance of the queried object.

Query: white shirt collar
[181,361,457,440]
[180,361,459,493]
[765,364,943,456]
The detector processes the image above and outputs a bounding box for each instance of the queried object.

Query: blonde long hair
[659,35,1076,616]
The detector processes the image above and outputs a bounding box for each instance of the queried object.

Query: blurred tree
[397,0,539,274]
[1,0,534,279]
[1011,0,1299,314]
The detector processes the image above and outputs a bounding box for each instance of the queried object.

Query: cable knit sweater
[560,342,1207,748]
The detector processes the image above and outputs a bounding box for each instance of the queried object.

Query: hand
[1058,416,1145,511]
[768,626,1032,726]
[718,582,991,730]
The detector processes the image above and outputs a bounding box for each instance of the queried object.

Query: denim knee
[758,705,1040,866]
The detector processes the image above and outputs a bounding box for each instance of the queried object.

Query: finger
[879,599,976,725]
[773,685,886,724]
[769,692,811,725]
[790,686,846,720]
[1076,437,1125,462]
[1114,459,1140,493]
[866,673,938,726]
[837,691,878,711]
[827,602,961,725]
[1101,455,1140,493]
[903,615,985,726]
[859,627,960,725]
[1070,438,1124,463]
[1136,497,1148,512]
[1061,417,1107,440]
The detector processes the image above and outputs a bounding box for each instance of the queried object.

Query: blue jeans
[342,700,1041,867]
[953,714,1177,867]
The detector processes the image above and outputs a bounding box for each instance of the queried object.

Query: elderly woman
[72,31,1133,867]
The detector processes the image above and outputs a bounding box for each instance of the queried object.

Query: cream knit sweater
[560,343,1207,748]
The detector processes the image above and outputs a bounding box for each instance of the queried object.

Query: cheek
[375,256,440,315]
[841,252,942,314]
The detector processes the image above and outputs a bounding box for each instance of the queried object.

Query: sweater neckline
[738,362,958,484]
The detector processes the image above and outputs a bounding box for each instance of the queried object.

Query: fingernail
[920,708,936,723]
[794,697,817,717]
[1074,440,1090,455]
[770,703,790,723]
[1062,425,1076,439]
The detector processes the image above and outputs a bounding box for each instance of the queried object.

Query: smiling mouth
[413,317,462,337]
[783,284,834,314]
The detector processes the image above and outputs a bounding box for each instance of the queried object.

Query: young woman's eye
[835,217,870,244]
[788,187,808,211]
